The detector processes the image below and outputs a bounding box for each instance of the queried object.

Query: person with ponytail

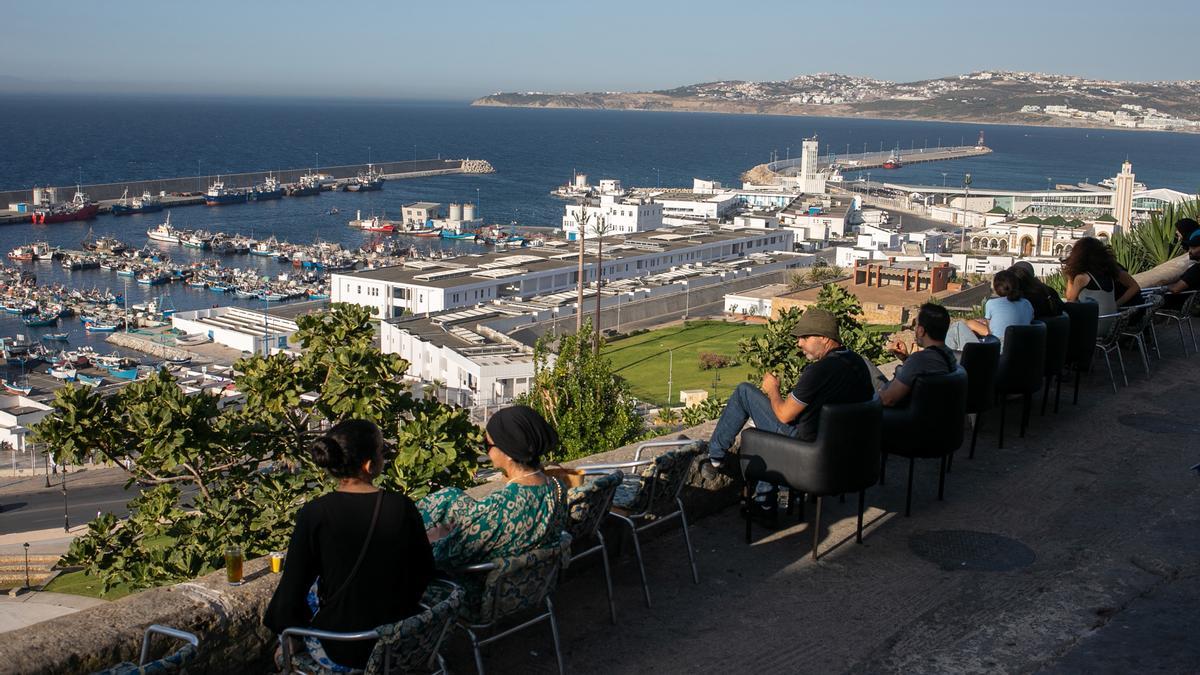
[418,405,566,571]
[944,269,1034,352]
[264,420,434,671]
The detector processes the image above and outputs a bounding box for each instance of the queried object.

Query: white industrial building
[331,226,795,319]
[0,395,53,453]
[563,193,664,238]
[171,305,305,354]
[379,307,536,408]
[723,283,790,318]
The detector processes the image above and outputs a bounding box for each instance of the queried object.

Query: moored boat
[204,179,249,206]
[1,379,32,395]
[32,187,100,224]
[147,212,182,243]
[111,188,164,216]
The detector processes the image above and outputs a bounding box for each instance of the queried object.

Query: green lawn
[603,321,765,406]
[42,569,136,600]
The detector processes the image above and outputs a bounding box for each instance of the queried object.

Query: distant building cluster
[1021,103,1200,131]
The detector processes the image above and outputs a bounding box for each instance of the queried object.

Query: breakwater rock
[460,159,496,174]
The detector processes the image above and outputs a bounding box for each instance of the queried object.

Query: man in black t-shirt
[1164,229,1200,310]
[880,303,957,408]
[703,308,875,493]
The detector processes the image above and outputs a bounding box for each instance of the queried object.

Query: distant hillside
[474,72,1200,133]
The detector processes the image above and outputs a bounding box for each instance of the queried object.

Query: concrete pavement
[0,591,106,634]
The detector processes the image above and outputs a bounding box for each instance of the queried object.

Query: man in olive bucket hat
[702,307,875,518]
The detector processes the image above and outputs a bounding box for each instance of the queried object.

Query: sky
[2,0,1196,99]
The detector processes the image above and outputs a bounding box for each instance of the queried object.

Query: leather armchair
[738,398,882,559]
[995,323,1046,448]
[960,339,1000,461]
[880,367,968,516]
[1037,313,1071,415]
[1062,302,1099,404]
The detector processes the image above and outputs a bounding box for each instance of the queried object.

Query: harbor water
[3,95,1200,352]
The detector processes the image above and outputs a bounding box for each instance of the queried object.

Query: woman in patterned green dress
[419,405,567,570]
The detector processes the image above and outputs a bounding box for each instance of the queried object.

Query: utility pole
[575,202,588,333]
[592,214,610,354]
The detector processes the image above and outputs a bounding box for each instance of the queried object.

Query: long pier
[768,145,991,175]
[0,158,494,222]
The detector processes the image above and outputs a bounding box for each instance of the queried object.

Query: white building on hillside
[0,395,52,453]
[563,193,664,238]
[171,305,307,354]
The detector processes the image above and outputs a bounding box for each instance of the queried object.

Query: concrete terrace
[467,359,1199,672]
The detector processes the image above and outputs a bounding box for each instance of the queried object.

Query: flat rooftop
[783,278,957,306]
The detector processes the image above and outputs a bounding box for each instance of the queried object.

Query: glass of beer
[270,551,285,574]
[224,545,244,586]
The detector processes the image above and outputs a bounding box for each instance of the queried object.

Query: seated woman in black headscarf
[418,405,567,569]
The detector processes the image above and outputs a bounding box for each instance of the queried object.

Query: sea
[2,94,1200,354]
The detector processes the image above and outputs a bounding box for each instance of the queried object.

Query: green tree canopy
[32,303,480,593]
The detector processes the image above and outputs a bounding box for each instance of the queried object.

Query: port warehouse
[0,158,463,207]
[330,226,796,318]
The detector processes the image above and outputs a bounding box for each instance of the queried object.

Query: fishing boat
[105,366,139,380]
[111,188,163,216]
[249,175,284,201]
[147,212,182,243]
[85,321,122,332]
[1,379,32,395]
[32,187,99,224]
[440,229,477,240]
[76,373,104,387]
[48,366,77,381]
[882,148,903,170]
[82,230,128,254]
[22,312,59,327]
[204,179,249,206]
[137,270,170,285]
[7,245,35,261]
[343,165,384,192]
[41,332,69,342]
[180,231,213,250]
[411,227,443,238]
[285,172,322,197]
[250,238,279,257]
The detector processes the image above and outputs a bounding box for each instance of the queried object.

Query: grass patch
[603,321,764,406]
[42,569,136,600]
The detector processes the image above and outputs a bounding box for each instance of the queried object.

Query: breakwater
[0,158,495,209]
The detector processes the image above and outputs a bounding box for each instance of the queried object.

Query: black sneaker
[700,456,724,481]
[742,490,780,529]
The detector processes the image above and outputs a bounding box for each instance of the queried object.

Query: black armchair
[738,398,882,559]
[1061,302,1099,404]
[880,367,968,516]
[995,323,1046,448]
[1037,313,1071,415]
[959,339,1000,461]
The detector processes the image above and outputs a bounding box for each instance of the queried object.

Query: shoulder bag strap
[320,490,384,612]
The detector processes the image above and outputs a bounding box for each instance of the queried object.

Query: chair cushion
[92,644,199,675]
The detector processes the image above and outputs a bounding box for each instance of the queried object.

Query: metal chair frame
[1118,296,1164,376]
[1155,290,1199,355]
[139,624,199,667]
[567,469,623,624]
[578,439,701,608]
[1094,309,1135,393]
[456,554,567,675]
[279,579,461,675]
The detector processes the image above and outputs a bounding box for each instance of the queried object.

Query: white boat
[147,212,181,244]
[49,366,77,381]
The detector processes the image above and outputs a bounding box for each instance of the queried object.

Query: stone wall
[0,422,731,673]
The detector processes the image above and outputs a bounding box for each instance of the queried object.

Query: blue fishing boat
[22,313,59,327]
[76,374,104,387]
[440,229,478,240]
[111,189,163,216]
[85,321,121,332]
[204,179,249,206]
[41,332,69,342]
[105,366,139,380]
[1,379,32,395]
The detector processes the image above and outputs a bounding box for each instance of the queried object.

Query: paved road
[0,469,139,536]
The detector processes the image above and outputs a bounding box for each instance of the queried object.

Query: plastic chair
[1095,308,1135,393]
[880,368,967,516]
[577,439,702,608]
[737,399,882,558]
[959,339,1000,462]
[1037,314,1071,415]
[91,625,199,675]
[994,323,1046,448]
[456,533,572,675]
[563,470,624,624]
[1156,290,1199,354]
[279,579,464,675]
[1119,295,1164,375]
[1061,302,1100,405]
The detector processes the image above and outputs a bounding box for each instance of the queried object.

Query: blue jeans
[707,382,800,460]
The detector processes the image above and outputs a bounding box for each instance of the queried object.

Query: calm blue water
[2,94,1200,352]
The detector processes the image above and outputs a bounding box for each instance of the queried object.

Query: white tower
[1111,160,1135,231]
[799,137,819,182]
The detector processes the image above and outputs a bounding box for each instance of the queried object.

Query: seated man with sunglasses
[879,303,957,408]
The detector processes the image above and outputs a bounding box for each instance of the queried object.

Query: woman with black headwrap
[417,405,567,570]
